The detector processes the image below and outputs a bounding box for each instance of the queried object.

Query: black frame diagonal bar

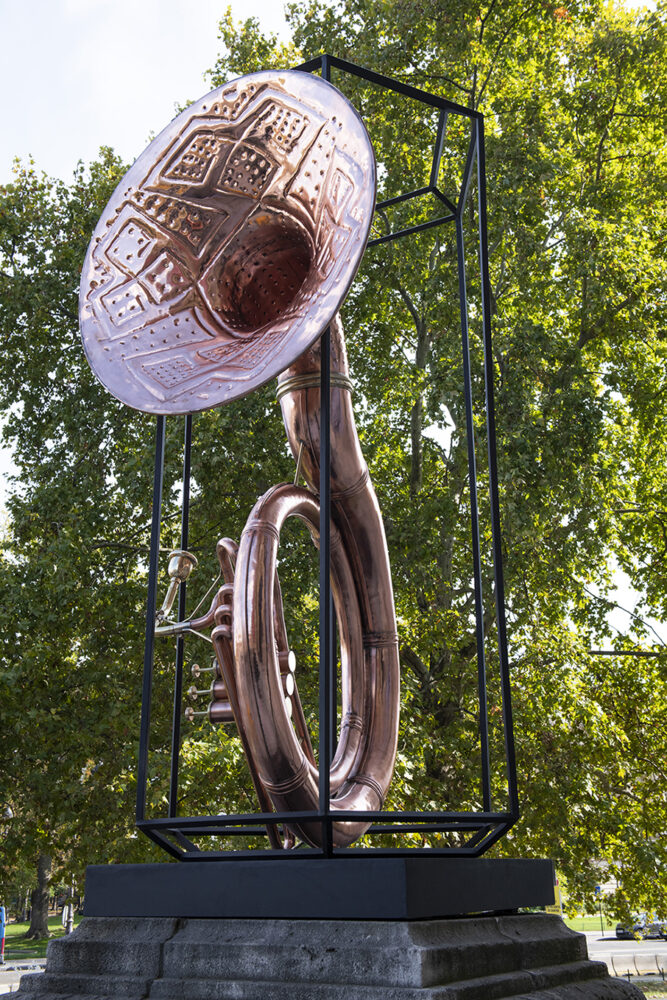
[135,55,519,859]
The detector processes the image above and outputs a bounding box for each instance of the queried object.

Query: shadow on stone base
[15,913,643,999]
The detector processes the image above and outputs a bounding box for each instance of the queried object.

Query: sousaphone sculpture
[80,70,400,849]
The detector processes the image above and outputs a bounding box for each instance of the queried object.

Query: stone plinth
[15,913,643,999]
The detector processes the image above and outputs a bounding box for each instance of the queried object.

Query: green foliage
[0,0,665,921]
[207,5,300,81]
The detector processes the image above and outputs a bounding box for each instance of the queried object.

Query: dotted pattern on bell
[162,132,227,186]
[217,146,274,199]
[131,191,227,256]
[106,221,156,277]
[287,123,338,224]
[100,280,152,330]
[105,311,212,366]
[137,251,190,304]
[211,82,256,121]
[141,355,198,390]
[247,102,308,155]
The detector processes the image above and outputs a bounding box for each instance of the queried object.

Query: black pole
[455,213,492,813]
[168,414,193,818]
[320,52,338,774]
[319,323,333,855]
[136,415,166,823]
[475,116,519,818]
[430,108,449,189]
[316,53,334,855]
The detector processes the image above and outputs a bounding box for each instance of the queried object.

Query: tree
[210,0,667,912]
[0,0,665,923]
[0,153,170,931]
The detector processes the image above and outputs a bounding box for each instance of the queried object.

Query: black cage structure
[135,55,519,861]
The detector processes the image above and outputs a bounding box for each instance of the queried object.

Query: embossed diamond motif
[162,132,227,185]
[132,191,228,256]
[138,251,191,303]
[107,221,156,276]
[101,280,150,329]
[217,145,275,199]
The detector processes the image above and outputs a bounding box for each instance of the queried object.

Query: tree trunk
[25,854,51,939]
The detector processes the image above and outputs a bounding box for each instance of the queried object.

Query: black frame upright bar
[168,414,193,818]
[455,209,492,813]
[318,321,333,857]
[475,117,519,816]
[136,415,166,824]
[135,54,519,859]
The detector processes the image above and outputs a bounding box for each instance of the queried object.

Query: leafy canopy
[0,0,665,919]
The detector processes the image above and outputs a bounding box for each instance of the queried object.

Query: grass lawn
[564,914,616,932]
[635,985,667,997]
[3,915,82,961]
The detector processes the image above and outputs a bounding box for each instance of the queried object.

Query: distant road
[0,962,46,995]
[584,929,667,978]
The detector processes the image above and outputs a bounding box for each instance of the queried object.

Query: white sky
[0,0,662,644]
[0,0,290,184]
[0,0,288,508]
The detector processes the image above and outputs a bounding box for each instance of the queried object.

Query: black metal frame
[135,55,519,861]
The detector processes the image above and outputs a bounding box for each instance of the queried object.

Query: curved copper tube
[231,314,400,848]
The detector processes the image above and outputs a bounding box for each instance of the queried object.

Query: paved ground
[0,961,45,996]
[585,930,667,980]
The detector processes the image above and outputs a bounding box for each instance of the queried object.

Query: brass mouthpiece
[168,549,199,582]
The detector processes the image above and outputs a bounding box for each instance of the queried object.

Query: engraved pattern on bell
[80,71,376,414]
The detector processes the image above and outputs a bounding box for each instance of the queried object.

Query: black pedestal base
[84,857,553,920]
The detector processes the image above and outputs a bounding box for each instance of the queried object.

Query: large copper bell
[80,71,400,849]
[80,70,375,414]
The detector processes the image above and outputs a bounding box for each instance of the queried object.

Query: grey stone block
[13,912,644,1000]
[156,914,591,989]
[16,971,152,997]
[15,918,180,1000]
[44,918,179,976]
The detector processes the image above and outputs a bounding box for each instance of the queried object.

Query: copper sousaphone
[80,70,400,849]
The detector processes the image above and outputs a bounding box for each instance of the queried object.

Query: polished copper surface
[80,71,375,414]
[153,317,400,848]
[229,314,400,847]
